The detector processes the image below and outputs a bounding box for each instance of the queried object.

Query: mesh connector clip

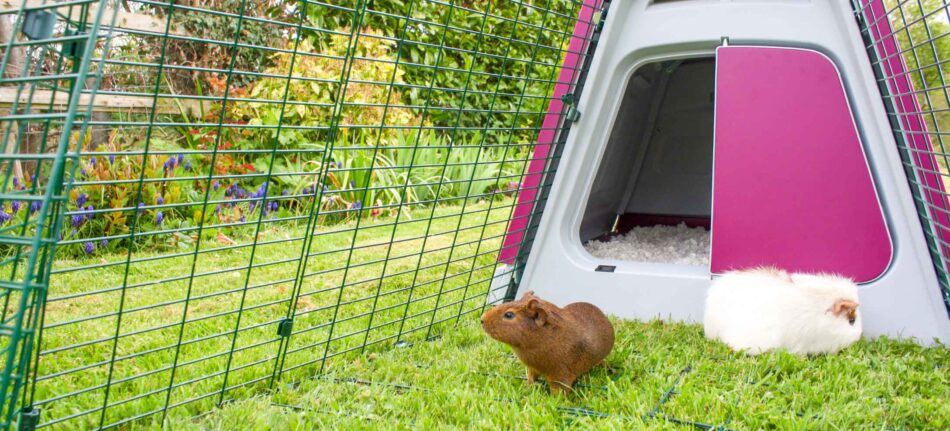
[561,93,580,122]
[17,407,40,431]
[22,10,55,40]
[566,107,581,122]
[277,319,293,338]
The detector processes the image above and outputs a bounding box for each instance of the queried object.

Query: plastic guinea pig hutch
[491,0,950,343]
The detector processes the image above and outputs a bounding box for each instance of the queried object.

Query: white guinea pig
[703,267,862,355]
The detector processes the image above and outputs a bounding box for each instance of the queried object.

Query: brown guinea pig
[480,291,614,394]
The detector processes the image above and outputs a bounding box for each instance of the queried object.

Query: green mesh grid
[0,1,110,429]
[853,0,950,313]
[0,0,608,429]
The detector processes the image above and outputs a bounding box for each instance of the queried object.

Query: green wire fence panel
[0,0,607,429]
[0,1,110,429]
[854,0,950,311]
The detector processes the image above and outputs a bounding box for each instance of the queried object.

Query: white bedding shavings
[584,223,710,266]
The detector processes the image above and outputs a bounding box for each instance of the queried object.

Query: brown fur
[480,291,614,395]
[830,298,859,324]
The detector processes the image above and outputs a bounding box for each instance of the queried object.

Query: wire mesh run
[854,0,950,313]
[0,0,608,429]
[0,1,109,429]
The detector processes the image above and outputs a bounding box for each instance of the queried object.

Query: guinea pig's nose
[480,318,484,326]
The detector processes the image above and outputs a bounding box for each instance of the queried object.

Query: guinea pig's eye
[503,311,515,320]
[848,315,856,326]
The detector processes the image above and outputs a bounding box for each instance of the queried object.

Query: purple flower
[12,176,18,187]
[157,196,164,205]
[155,211,164,225]
[270,201,278,212]
[80,169,86,177]
[30,201,40,213]
[262,208,269,217]
[249,202,256,211]
[84,242,94,254]
[100,239,108,248]
[0,212,10,224]
[214,204,221,214]
[109,154,116,165]
[303,186,311,195]
[351,200,362,210]
[322,185,328,193]
[239,216,245,223]
[76,193,88,207]
[224,189,232,197]
[213,180,220,191]
[137,202,145,213]
[11,201,20,213]
[184,161,191,171]
[349,180,355,189]
[71,214,83,227]
[90,156,96,167]
[282,189,288,196]
[177,154,184,166]
[337,161,343,169]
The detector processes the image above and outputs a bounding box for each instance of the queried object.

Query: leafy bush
[305,0,578,143]
[229,28,422,149]
[35,1,572,256]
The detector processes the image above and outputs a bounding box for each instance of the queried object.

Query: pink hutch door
[710,46,892,283]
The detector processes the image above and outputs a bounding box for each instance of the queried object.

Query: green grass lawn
[34,199,517,430]
[176,319,950,430]
[26,198,950,430]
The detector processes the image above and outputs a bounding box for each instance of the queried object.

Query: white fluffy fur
[703,268,862,355]
[584,223,710,266]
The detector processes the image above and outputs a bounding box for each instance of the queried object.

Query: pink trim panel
[860,0,950,272]
[711,47,891,282]
[498,0,603,264]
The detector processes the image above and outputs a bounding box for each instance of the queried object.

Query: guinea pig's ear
[524,298,548,327]
[830,299,859,317]
[521,291,535,300]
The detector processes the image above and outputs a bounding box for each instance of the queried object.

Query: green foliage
[59,148,199,256]
[53,128,521,257]
[305,0,580,143]
[25,1,564,254]
[885,0,950,181]
[887,0,950,98]
[229,28,422,148]
[137,0,296,92]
